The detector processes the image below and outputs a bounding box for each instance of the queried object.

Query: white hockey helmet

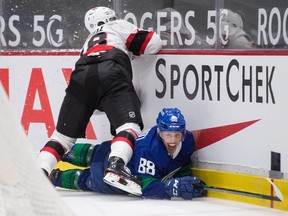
[85,6,116,33]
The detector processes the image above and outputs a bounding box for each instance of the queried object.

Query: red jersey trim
[83,45,114,56]
[126,33,136,49]
[111,136,134,150]
[139,31,154,54]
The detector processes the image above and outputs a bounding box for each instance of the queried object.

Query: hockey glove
[164,176,207,200]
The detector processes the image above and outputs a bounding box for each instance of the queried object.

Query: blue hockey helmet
[156,108,186,133]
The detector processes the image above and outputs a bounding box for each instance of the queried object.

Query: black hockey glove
[164,176,207,200]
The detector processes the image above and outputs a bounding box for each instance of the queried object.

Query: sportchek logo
[192,119,260,150]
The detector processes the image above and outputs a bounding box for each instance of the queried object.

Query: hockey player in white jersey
[38,6,162,195]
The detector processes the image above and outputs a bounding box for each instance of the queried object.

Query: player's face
[159,131,183,155]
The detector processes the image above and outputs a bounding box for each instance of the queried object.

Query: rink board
[55,162,287,212]
[192,168,288,211]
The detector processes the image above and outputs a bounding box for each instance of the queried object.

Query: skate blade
[103,172,142,196]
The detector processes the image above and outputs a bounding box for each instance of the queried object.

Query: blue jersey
[128,126,195,199]
[85,126,195,199]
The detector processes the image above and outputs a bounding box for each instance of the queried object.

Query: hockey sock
[109,130,135,164]
[50,169,91,191]
[39,140,66,174]
[61,169,82,190]
[62,143,94,167]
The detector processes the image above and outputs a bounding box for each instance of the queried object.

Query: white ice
[59,190,287,216]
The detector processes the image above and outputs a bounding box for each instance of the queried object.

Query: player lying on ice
[50,108,207,200]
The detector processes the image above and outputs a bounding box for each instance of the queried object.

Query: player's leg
[88,57,143,195]
[102,91,143,196]
[38,93,93,176]
[62,143,95,167]
[104,125,142,195]
[38,132,76,176]
[50,168,91,191]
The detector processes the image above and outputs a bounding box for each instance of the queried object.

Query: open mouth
[167,143,177,154]
[168,143,176,147]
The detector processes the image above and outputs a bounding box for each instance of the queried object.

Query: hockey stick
[265,178,284,201]
[204,185,282,202]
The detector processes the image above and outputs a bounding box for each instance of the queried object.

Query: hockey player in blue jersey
[50,108,207,200]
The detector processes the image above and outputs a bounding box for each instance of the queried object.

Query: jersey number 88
[138,158,155,175]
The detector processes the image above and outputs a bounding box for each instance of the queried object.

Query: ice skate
[49,168,63,187]
[103,156,142,196]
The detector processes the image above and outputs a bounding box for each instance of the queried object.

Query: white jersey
[81,19,162,58]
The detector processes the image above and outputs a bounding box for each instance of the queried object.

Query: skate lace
[124,166,131,175]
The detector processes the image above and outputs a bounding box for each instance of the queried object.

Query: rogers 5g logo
[33,15,63,47]
[0,14,63,48]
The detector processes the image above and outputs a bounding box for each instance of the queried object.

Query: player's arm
[136,161,200,200]
[126,29,162,55]
[137,175,170,199]
[135,157,205,200]
[117,20,162,55]
[137,174,206,200]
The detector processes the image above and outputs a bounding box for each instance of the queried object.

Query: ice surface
[58,190,287,216]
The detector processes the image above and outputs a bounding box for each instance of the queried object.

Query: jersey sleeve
[117,20,162,55]
[139,164,193,199]
[138,176,170,199]
[143,32,162,54]
[126,30,162,55]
